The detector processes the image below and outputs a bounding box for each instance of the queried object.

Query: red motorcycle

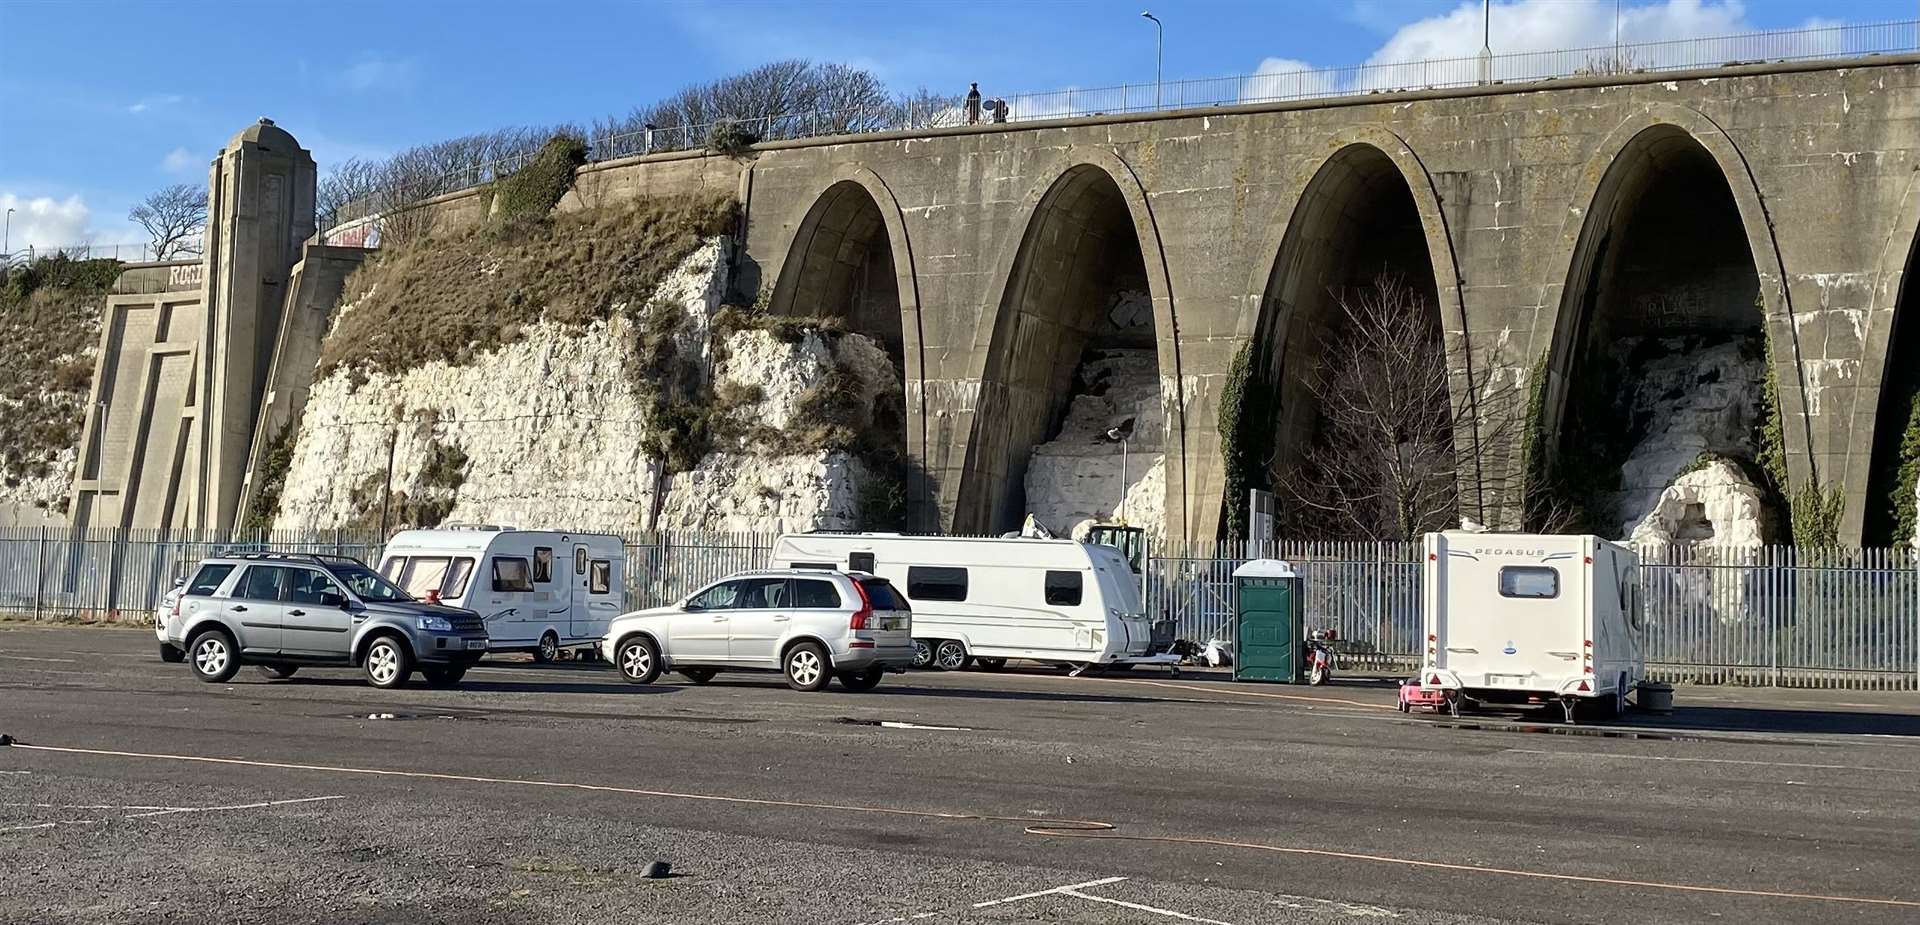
[1305,628,1336,685]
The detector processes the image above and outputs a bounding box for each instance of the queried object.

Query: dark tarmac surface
[3,621,1918,924]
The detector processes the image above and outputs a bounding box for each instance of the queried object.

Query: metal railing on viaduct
[325,19,1920,234]
[2,527,1914,691]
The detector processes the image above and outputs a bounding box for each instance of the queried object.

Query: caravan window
[444,558,476,597]
[397,557,451,598]
[575,546,589,576]
[1498,566,1560,599]
[1044,570,1083,607]
[532,548,554,583]
[492,557,534,592]
[590,560,611,594]
[907,566,968,602]
[849,552,876,573]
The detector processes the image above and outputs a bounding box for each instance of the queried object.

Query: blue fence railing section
[3,527,1915,690]
[321,19,1920,240]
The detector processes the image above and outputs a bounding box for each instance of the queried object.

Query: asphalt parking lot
[3,621,1918,924]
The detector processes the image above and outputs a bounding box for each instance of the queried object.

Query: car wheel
[422,666,467,688]
[187,629,240,683]
[363,635,413,689]
[617,636,662,685]
[257,664,299,680]
[909,639,934,669]
[838,666,885,692]
[158,642,185,663]
[784,642,831,692]
[976,657,1008,671]
[933,639,967,672]
[534,632,559,664]
[677,667,716,685]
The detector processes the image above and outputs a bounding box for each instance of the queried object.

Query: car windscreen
[329,562,413,603]
[858,578,908,611]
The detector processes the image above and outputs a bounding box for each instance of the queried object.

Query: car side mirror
[318,592,347,608]
[171,576,186,589]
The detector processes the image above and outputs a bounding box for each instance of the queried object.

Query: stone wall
[338,56,1920,543]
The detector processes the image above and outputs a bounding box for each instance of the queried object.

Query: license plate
[465,639,489,650]
[1486,673,1530,686]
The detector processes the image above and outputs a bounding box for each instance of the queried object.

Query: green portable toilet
[1233,559,1303,683]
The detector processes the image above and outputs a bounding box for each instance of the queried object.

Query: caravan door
[570,544,591,639]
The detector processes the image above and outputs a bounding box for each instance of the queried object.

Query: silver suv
[155,552,489,689]
[601,569,913,691]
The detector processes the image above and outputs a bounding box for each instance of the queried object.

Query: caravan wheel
[534,632,560,663]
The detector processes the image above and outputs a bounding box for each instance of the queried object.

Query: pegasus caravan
[769,533,1159,672]
[379,526,625,661]
[1420,532,1645,724]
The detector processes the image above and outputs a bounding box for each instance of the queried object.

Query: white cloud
[337,55,417,92]
[161,147,200,175]
[126,93,184,115]
[1,193,94,254]
[1253,1,1861,97]
[1244,57,1342,102]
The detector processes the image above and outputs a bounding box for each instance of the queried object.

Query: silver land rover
[156,552,488,689]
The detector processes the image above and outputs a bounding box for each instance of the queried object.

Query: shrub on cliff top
[490,134,588,225]
[317,192,736,381]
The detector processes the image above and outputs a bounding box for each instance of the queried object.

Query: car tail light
[170,596,181,619]
[849,580,874,631]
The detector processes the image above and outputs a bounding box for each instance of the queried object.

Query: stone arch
[1857,170,1920,544]
[952,148,1186,537]
[1537,106,1796,539]
[1233,134,1469,536]
[767,166,931,529]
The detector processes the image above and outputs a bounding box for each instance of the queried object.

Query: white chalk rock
[1627,458,1770,548]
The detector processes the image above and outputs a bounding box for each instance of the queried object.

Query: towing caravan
[1420,532,1645,724]
[769,533,1164,672]
[379,526,625,661]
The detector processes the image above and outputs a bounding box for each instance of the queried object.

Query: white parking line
[0,654,76,663]
[1060,887,1237,924]
[971,876,1129,908]
[0,795,344,834]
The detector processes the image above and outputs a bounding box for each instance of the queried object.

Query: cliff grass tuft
[318,192,736,381]
[0,256,117,491]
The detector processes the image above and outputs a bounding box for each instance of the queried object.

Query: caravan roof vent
[440,522,513,532]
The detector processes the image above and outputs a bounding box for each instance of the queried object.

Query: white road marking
[3,802,184,811]
[878,721,972,731]
[1506,748,1920,775]
[972,876,1130,908]
[0,795,345,833]
[1061,887,1238,924]
[0,654,76,663]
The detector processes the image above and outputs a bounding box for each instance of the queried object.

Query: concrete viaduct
[375,56,1920,544]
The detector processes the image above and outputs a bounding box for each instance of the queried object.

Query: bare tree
[129,184,208,260]
[1275,275,1460,540]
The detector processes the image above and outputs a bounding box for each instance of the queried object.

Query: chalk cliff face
[1023,349,1166,539]
[1605,338,1774,546]
[272,238,896,535]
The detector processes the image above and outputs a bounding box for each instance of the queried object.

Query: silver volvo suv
[155,553,489,689]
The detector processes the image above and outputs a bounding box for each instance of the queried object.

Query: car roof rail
[223,551,370,568]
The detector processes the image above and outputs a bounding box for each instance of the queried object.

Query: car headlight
[417,615,454,632]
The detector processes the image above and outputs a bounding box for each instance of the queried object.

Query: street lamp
[1141,11,1163,110]
[3,207,13,257]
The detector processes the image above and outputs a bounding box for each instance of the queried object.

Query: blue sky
[0,0,1895,252]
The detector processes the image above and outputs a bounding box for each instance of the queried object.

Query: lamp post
[1478,0,1493,84]
[1107,424,1133,523]
[1141,11,1163,110]
[3,207,13,257]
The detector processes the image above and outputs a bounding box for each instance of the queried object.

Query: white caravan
[379,526,625,661]
[1420,532,1645,723]
[770,533,1164,672]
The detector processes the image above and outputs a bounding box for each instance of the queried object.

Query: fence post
[33,526,47,621]
[104,529,122,622]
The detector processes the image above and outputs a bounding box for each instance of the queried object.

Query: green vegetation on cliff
[0,256,118,491]
[317,192,735,381]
